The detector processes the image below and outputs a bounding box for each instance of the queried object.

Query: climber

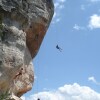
[56,45,62,52]
[37,98,40,100]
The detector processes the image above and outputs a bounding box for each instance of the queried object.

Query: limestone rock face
[0,0,54,100]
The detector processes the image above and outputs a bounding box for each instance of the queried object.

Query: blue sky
[22,0,100,100]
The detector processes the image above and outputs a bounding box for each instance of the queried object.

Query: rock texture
[0,0,54,99]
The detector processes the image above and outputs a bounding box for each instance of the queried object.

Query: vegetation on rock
[0,91,10,100]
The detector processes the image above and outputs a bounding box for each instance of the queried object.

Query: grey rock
[0,0,54,99]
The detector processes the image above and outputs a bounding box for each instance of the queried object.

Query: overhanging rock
[0,0,54,99]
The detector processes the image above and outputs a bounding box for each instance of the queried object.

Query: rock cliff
[0,0,54,99]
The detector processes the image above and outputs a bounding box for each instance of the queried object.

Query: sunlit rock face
[0,0,54,99]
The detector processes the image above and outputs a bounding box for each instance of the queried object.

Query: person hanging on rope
[56,45,62,52]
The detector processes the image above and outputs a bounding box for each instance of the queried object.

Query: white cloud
[52,0,66,24]
[88,14,100,29]
[88,76,100,85]
[53,12,57,18]
[54,2,60,9]
[52,18,61,24]
[88,76,96,83]
[55,18,61,23]
[73,24,85,31]
[73,24,80,30]
[22,83,100,100]
[59,5,64,9]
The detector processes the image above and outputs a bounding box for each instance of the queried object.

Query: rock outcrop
[0,0,54,99]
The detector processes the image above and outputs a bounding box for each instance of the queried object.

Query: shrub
[0,91,10,100]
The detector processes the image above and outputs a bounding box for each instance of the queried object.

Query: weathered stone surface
[0,0,54,100]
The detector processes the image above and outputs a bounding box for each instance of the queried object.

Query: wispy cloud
[88,0,100,2]
[21,83,100,100]
[73,24,85,31]
[52,18,61,24]
[81,5,86,10]
[88,14,100,29]
[34,75,37,80]
[88,76,100,85]
[52,0,66,24]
